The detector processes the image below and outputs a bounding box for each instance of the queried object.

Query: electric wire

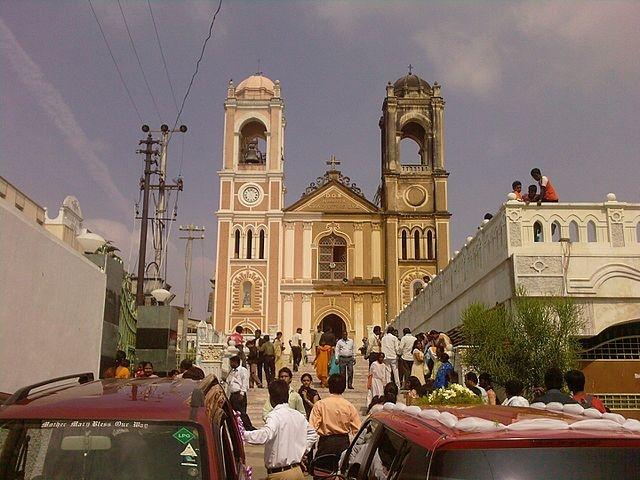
[87,0,143,124]
[171,0,223,175]
[147,0,179,114]
[117,0,163,123]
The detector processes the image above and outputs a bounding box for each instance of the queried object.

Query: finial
[256,58,262,76]
[408,63,413,75]
[326,155,341,171]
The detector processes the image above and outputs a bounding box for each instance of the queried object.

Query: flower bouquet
[414,383,484,406]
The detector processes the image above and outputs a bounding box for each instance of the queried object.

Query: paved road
[243,355,371,480]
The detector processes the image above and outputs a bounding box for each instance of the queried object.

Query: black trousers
[263,355,276,384]
[315,434,350,472]
[399,359,413,386]
[291,346,302,371]
[229,392,255,430]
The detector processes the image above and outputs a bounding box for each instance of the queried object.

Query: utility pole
[135,124,185,306]
[179,224,205,360]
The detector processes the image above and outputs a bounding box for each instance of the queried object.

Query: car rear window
[429,447,640,479]
[0,419,206,479]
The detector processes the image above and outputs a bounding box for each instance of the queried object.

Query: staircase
[244,355,371,479]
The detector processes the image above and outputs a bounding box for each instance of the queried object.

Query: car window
[364,427,406,480]
[340,419,381,478]
[0,419,206,480]
[396,444,430,480]
[428,447,640,480]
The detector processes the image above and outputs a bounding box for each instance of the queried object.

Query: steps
[243,355,371,479]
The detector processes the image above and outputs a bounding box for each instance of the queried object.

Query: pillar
[372,223,382,278]
[283,293,294,339]
[354,223,364,278]
[284,222,294,279]
[303,222,313,279]
[354,294,364,344]
[302,293,312,345]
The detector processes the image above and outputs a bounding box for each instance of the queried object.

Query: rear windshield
[0,419,206,480]
[429,447,639,479]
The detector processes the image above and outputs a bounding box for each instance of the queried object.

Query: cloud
[85,218,138,268]
[0,19,130,216]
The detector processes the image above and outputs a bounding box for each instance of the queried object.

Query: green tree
[461,290,584,392]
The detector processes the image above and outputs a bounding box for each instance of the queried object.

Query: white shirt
[477,385,489,404]
[368,334,381,354]
[381,333,400,359]
[336,338,355,357]
[502,396,530,407]
[226,365,249,395]
[290,332,302,347]
[245,403,318,469]
[398,334,417,361]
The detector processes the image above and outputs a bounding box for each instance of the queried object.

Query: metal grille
[595,394,640,410]
[318,234,347,281]
[580,336,640,360]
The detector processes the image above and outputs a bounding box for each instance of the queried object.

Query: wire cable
[171,0,223,173]
[117,0,163,123]
[147,0,179,114]
[87,0,143,124]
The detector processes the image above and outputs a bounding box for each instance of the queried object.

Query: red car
[0,373,247,480]
[327,404,640,480]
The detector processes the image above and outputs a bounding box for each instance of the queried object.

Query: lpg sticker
[173,427,196,445]
[180,444,197,457]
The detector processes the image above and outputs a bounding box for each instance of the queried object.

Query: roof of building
[393,73,431,97]
[236,73,275,96]
[0,376,222,422]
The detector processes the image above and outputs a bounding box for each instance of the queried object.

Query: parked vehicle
[314,404,640,480]
[0,373,247,480]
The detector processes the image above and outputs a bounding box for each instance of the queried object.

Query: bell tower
[213,74,285,334]
[380,71,451,321]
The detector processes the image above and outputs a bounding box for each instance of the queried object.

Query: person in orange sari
[315,344,333,387]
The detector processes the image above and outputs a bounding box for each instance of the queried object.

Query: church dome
[236,74,276,98]
[393,73,431,97]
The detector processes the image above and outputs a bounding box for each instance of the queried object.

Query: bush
[461,290,583,392]
[415,383,484,406]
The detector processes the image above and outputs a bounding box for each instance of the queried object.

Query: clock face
[242,186,261,205]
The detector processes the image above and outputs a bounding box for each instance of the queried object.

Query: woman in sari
[410,339,425,384]
[315,343,333,387]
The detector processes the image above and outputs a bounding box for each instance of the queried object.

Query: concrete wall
[0,201,106,393]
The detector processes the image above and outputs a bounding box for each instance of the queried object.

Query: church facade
[212,72,451,345]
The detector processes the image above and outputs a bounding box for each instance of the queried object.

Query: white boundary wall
[0,201,106,393]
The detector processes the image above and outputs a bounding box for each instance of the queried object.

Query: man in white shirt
[335,331,356,389]
[245,379,318,480]
[397,328,417,387]
[367,326,382,367]
[380,326,400,386]
[226,355,255,430]
[289,327,303,372]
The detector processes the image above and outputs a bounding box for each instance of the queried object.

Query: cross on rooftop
[326,155,341,170]
[408,63,413,75]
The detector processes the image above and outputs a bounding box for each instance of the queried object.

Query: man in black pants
[254,329,264,384]
[290,327,303,372]
[226,355,255,430]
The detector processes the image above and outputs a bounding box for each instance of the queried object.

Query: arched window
[259,230,265,259]
[246,230,253,259]
[569,221,579,242]
[587,221,597,242]
[242,281,252,308]
[551,221,561,242]
[427,230,435,260]
[399,121,428,166]
[401,230,407,260]
[234,230,241,258]
[533,221,543,242]
[239,120,267,165]
[414,230,421,259]
[318,234,347,281]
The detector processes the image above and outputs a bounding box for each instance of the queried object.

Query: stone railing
[401,164,431,173]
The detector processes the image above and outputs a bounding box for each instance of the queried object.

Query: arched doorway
[320,314,347,338]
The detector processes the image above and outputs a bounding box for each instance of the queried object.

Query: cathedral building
[212,72,451,344]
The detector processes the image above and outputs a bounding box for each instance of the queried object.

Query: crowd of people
[103,350,205,380]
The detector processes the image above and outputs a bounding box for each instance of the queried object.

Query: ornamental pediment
[286,183,378,213]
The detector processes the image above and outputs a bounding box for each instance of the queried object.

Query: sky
[2,1,639,320]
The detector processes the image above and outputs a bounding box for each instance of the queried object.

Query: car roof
[0,377,218,423]
[370,405,640,449]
